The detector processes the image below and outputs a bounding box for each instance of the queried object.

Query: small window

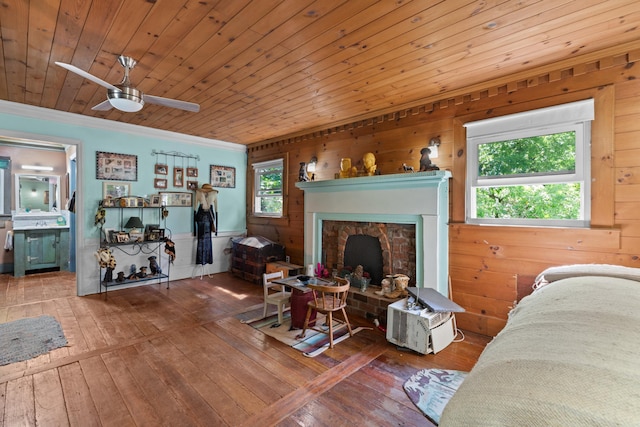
[253,158,284,217]
[465,99,594,227]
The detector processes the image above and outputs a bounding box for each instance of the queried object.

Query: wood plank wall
[247,46,640,337]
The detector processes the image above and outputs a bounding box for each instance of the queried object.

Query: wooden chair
[298,277,353,348]
[263,271,291,326]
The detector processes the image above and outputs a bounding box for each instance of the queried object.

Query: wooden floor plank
[66,297,110,350]
[58,362,101,427]
[33,369,70,427]
[165,327,269,416]
[78,355,136,427]
[100,351,164,427]
[0,382,6,426]
[134,339,227,426]
[54,297,90,356]
[115,345,201,427]
[146,335,247,426]
[4,376,35,426]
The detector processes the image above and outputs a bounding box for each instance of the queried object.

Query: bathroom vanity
[11,173,70,276]
[12,212,70,277]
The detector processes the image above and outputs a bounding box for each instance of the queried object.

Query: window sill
[249,214,290,226]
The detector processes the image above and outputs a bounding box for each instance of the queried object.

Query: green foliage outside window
[257,168,282,214]
[475,131,580,220]
[478,132,576,177]
[476,184,581,219]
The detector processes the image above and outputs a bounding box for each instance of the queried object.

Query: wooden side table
[266,261,304,278]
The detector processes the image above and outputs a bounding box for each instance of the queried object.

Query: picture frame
[103,181,131,199]
[187,167,198,177]
[145,225,164,242]
[116,232,130,243]
[96,151,137,181]
[174,167,184,187]
[155,164,168,175]
[116,197,140,208]
[160,191,192,207]
[154,178,167,189]
[149,194,162,207]
[187,180,198,191]
[210,165,236,188]
[103,228,115,243]
[147,229,164,242]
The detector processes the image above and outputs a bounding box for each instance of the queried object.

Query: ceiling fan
[55,55,200,113]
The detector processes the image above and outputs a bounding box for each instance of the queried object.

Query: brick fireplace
[322,220,416,285]
[296,170,451,296]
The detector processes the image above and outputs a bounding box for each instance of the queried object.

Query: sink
[12,211,69,230]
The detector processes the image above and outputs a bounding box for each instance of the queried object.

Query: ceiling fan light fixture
[107,86,144,112]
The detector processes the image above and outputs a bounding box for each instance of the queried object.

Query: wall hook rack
[150,150,200,161]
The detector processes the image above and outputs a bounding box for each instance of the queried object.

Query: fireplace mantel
[296,170,451,296]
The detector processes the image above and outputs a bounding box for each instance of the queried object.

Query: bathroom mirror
[15,174,60,212]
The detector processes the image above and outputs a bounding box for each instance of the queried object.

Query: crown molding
[0,100,246,153]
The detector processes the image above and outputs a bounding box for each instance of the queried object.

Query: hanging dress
[194,187,218,265]
[194,205,215,264]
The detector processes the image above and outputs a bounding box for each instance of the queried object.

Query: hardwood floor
[0,271,490,426]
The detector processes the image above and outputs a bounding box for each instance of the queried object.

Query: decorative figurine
[340,158,358,178]
[386,274,410,299]
[298,162,310,182]
[375,277,393,296]
[164,238,176,263]
[419,147,440,171]
[137,266,148,278]
[148,256,161,275]
[402,163,415,172]
[352,264,364,287]
[103,267,114,283]
[127,264,138,280]
[116,271,126,282]
[363,152,377,176]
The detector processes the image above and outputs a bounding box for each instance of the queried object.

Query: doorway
[0,134,79,292]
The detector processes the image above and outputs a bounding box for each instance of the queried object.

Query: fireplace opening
[343,235,384,285]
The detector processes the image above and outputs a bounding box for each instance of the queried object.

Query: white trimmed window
[253,158,284,217]
[464,99,594,227]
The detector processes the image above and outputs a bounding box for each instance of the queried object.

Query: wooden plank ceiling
[0,0,639,145]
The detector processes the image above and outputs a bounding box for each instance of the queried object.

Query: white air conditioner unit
[386,298,456,354]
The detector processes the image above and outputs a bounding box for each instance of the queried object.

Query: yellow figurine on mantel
[363,152,377,176]
[340,158,358,178]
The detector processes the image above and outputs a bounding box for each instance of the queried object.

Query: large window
[465,99,594,227]
[253,158,283,217]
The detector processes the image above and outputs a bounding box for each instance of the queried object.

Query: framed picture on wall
[154,178,167,189]
[210,165,235,188]
[174,167,184,187]
[102,181,131,199]
[96,151,137,181]
[187,167,198,177]
[149,194,162,207]
[155,164,168,175]
[187,180,198,191]
[160,191,192,207]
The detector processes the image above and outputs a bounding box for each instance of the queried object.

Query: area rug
[241,310,364,357]
[0,315,68,366]
[403,368,467,425]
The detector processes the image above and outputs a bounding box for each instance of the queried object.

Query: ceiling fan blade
[144,94,200,112]
[91,100,113,111]
[55,62,120,91]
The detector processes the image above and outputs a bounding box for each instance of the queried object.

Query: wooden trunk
[231,236,285,284]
